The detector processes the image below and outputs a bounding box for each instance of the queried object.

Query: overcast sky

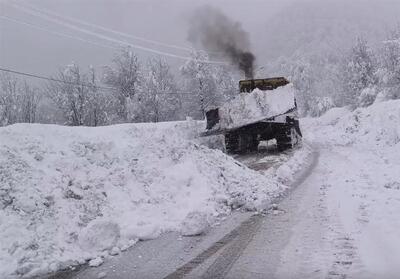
[0,0,295,76]
[0,0,399,80]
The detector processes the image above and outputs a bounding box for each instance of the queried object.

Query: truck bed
[203,83,297,136]
[201,107,297,137]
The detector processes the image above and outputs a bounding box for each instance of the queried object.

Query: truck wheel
[238,134,258,153]
[294,120,303,138]
[276,126,299,151]
[225,132,239,153]
[249,134,259,152]
[290,126,302,146]
[225,133,258,154]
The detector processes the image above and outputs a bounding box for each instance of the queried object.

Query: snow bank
[302,99,400,277]
[303,99,400,147]
[0,120,286,278]
[217,84,296,130]
[274,144,314,185]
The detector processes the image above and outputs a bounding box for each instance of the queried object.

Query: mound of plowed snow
[0,120,286,278]
[304,99,400,147]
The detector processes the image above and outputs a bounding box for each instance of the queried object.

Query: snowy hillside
[0,120,290,278]
[305,99,400,147]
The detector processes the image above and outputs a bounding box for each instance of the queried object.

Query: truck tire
[238,133,259,153]
[225,132,239,153]
[249,134,260,152]
[225,133,258,154]
[276,126,300,151]
[294,120,302,138]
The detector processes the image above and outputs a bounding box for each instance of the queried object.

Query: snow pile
[302,99,400,277]
[274,144,314,184]
[0,120,286,278]
[217,84,296,130]
[304,99,400,147]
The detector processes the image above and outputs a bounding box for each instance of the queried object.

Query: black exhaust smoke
[188,6,255,79]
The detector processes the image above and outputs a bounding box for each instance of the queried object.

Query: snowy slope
[0,120,288,278]
[305,99,400,147]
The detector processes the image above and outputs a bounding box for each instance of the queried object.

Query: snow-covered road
[223,144,400,279]
[163,143,400,279]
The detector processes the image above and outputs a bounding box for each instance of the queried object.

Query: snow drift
[304,99,400,147]
[0,120,286,278]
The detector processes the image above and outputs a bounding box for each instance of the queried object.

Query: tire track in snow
[323,148,377,279]
[163,214,263,279]
[164,148,320,279]
[322,181,358,279]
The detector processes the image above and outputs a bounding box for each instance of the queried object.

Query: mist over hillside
[257,0,400,64]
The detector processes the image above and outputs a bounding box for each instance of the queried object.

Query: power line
[17,0,223,56]
[0,67,197,95]
[8,3,226,65]
[17,0,193,53]
[0,15,119,51]
[0,67,116,91]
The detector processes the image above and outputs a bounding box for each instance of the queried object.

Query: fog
[0,0,399,78]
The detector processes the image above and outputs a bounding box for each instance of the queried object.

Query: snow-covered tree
[180,51,219,119]
[214,65,239,102]
[342,38,377,107]
[46,63,111,126]
[378,27,400,100]
[287,58,315,115]
[137,57,180,122]
[85,67,115,126]
[103,48,141,122]
[46,64,89,126]
[19,82,41,124]
[0,73,19,126]
[0,74,41,126]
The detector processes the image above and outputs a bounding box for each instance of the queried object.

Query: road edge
[163,144,320,279]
